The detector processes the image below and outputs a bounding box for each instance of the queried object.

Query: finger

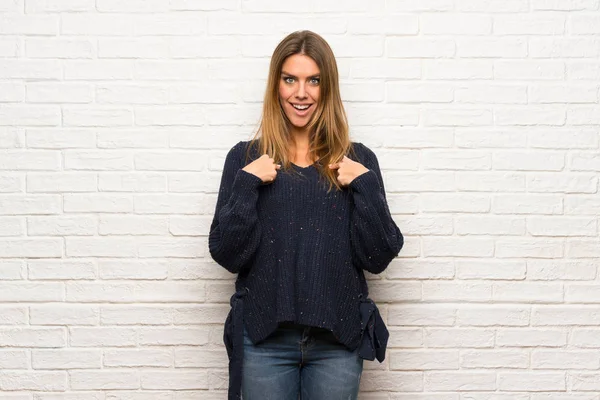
[275,164,281,169]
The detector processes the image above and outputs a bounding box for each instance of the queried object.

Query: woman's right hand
[242,154,281,184]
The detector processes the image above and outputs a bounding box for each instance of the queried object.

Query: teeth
[292,104,310,110]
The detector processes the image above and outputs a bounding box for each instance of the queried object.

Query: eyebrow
[281,71,320,78]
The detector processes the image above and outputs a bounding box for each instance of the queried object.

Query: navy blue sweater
[209,140,403,395]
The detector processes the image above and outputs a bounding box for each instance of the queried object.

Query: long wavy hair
[246,30,355,192]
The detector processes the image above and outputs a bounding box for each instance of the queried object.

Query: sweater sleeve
[348,144,403,274]
[208,141,264,274]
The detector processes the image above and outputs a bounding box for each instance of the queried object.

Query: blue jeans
[241,322,364,400]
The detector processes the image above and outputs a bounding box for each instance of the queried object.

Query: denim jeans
[241,322,363,400]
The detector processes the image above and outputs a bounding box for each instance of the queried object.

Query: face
[278,54,321,134]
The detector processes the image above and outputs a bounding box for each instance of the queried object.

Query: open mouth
[290,103,313,116]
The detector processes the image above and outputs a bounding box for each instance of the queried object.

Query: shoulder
[225,140,260,165]
[350,141,378,167]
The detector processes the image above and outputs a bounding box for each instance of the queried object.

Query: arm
[348,144,403,274]
[208,141,264,274]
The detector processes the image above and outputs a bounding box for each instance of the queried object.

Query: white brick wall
[0,0,599,398]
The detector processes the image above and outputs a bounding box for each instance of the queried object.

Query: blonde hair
[246,30,355,192]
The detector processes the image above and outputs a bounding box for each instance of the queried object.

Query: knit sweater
[209,139,403,343]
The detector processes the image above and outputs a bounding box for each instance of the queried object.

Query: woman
[209,30,403,400]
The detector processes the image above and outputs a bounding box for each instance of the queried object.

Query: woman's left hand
[329,156,370,186]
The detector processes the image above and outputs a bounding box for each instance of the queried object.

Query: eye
[310,77,320,85]
[283,77,294,84]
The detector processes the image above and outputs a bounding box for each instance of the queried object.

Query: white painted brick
[96,84,168,105]
[138,237,206,258]
[387,83,453,103]
[169,215,210,235]
[527,216,597,236]
[388,0,453,11]
[0,82,25,101]
[168,172,220,193]
[0,105,61,127]
[494,60,565,80]
[359,371,423,392]
[134,14,206,35]
[66,282,205,303]
[28,260,96,280]
[456,215,525,235]
[98,172,166,192]
[69,370,139,390]
[169,82,238,103]
[568,61,600,80]
[496,239,564,258]
[139,327,210,345]
[368,281,422,302]
[27,215,96,236]
[456,84,526,104]
[61,14,134,35]
[531,38,600,58]
[141,370,208,390]
[98,38,169,59]
[527,260,597,280]
[497,328,567,347]
[348,14,418,35]
[455,128,527,148]
[493,282,564,302]
[65,237,136,257]
[69,327,136,347]
[461,349,528,368]
[351,59,421,79]
[423,150,491,170]
[0,240,62,258]
[25,38,94,59]
[26,0,94,12]
[98,131,169,149]
[27,173,97,193]
[527,172,598,193]
[134,194,208,214]
[387,38,455,58]
[566,195,600,215]
[0,15,58,35]
[0,150,60,170]
[421,14,492,35]
[425,372,496,391]
[0,60,62,80]
[342,81,386,102]
[397,215,453,236]
[27,129,95,149]
[0,371,67,391]
[172,305,230,324]
[423,108,493,126]
[0,327,66,347]
[0,216,24,237]
[175,348,227,368]
[0,350,28,369]
[0,38,18,57]
[63,107,133,128]
[64,60,133,80]
[456,260,526,280]
[32,349,101,369]
[424,237,494,257]
[493,194,563,215]
[568,240,600,258]
[0,0,22,12]
[0,305,27,324]
[498,372,566,391]
[134,152,205,171]
[532,0,599,10]
[135,106,206,126]
[100,305,172,325]
[568,106,600,125]
[171,0,236,10]
[425,328,494,348]
[103,349,172,367]
[571,329,600,347]
[571,152,600,171]
[422,193,490,213]
[458,37,527,58]
[457,172,526,192]
[529,127,599,148]
[423,282,492,301]
[63,194,133,213]
[386,172,455,192]
[390,349,458,370]
[457,0,529,12]
[496,107,566,126]
[0,261,26,280]
[27,83,93,104]
[457,306,530,326]
[99,216,168,236]
[0,195,61,215]
[0,174,22,192]
[30,305,98,326]
[533,349,599,369]
[570,373,600,391]
[494,15,565,35]
[493,151,565,171]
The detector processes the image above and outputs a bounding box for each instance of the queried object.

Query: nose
[295,82,307,99]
